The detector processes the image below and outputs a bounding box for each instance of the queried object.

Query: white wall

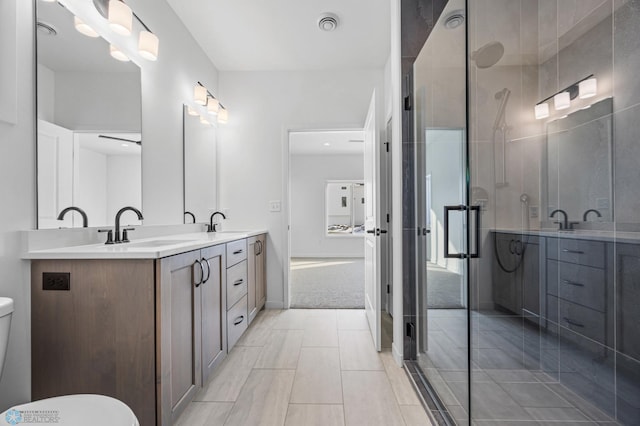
[290,154,364,258]
[218,70,385,308]
[36,64,54,123]
[77,147,108,226]
[0,0,35,410]
[107,156,143,225]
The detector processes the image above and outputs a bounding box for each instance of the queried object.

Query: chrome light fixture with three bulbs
[534,75,597,120]
[192,82,229,126]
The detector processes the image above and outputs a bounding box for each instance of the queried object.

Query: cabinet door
[521,239,540,317]
[492,233,520,313]
[158,250,202,425]
[616,243,640,362]
[256,234,267,310]
[201,245,227,383]
[247,236,258,324]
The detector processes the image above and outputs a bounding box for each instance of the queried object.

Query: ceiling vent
[37,22,57,36]
[443,10,465,30]
[318,13,339,32]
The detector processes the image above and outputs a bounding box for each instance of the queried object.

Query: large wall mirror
[36,1,142,229]
[183,105,217,224]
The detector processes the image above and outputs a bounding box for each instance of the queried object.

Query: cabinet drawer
[227,295,248,350]
[546,260,606,312]
[226,239,247,267]
[547,295,605,344]
[546,238,605,268]
[226,260,247,308]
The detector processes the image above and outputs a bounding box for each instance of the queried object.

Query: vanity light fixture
[194,85,208,106]
[108,0,132,36]
[194,82,227,123]
[138,31,159,61]
[534,74,596,119]
[199,115,211,126]
[109,44,130,62]
[217,107,228,124]
[74,17,99,37]
[187,106,199,116]
[207,97,220,115]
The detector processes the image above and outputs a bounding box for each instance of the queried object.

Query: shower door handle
[444,205,467,259]
[469,205,481,258]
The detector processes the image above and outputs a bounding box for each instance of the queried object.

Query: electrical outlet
[43,272,70,291]
[529,206,539,218]
[269,200,281,212]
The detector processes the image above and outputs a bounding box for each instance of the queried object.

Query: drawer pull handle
[563,317,585,328]
[233,315,244,325]
[562,280,584,287]
[233,279,244,286]
[562,249,584,254]
[233,249,244,255]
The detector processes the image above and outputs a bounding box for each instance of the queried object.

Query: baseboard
[265,301,284,309]
[392,342,403,366]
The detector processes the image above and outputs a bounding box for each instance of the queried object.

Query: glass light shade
[109,44,130,62]
[138,31,159,61]
[108,0,132,36]
[187,106,199,116]
[194,85,207,105]
[207,98,220,115]
[554,92,570,110]
[218,108,228,124]
[534,103,549,120]
[579,78,597,99]
[74,17,99,38]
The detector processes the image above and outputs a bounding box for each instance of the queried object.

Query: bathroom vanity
[26,231,267,426]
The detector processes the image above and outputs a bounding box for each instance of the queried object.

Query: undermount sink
[125,239,200,248]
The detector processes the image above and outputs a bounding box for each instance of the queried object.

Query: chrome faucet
[583,209,602,222]
[115,206,144,243]
[550,209,568,230]
[208,211,226,232]
[57,206,88,228]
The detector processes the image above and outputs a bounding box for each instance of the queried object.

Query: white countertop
[24,230,268,260]
[493,228,640,244]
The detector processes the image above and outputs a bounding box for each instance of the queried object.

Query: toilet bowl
[0,298,139,426]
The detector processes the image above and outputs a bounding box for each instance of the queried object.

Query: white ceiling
[290,130,364,155]
[166,0,391,71]
[77,133,142,156]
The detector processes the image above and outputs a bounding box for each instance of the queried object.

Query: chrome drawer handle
[233,249,243,255]
[562,249,584,254]
[562,279,584,287]
[563,317,585,328]
[233,279,244,286]
[233,315,244,325]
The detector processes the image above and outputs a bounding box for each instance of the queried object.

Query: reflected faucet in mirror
[583,209,602,222]
[550,209,569,230]
[57,206,88,228]
[184,211,196,224]
[208,211,226,232]
[115,206,144,243]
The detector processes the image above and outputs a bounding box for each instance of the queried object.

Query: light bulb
[109,44,130,62]
[74,17,99,38]
[194,85,207,106]
[579,77,597,99]
[108,0,132,36]
[534,103,549,120]
[554,92,570,110]
[138,31,159,61]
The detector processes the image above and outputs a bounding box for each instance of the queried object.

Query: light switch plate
[269,200,281,212]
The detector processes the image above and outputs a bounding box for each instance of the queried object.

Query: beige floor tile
[195,346,262,402]
[400,405,433,426]
[236,323,271,347]
[174,402,233,426]
[284,404,345,426]
[339,329,384,371]
[252,309,281,329]
[290,347,342,404]
[271,309,310,329]
[224,369,295,426]
[301,327,339,347]
[337,309,369,330]
[302,309,337,329]
[254,329,304,369]
[380,351,421,405]
[342,371,405,426]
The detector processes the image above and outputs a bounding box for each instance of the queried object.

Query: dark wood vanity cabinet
[615,242,640,362]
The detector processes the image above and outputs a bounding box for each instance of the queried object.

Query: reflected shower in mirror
[325,181,365,236]
[545,97,613,225]
[183,105,217,224]
[36,1,142,229]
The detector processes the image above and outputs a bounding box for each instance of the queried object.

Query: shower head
[471,41,504,68]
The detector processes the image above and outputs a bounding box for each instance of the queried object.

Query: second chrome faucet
[99,206,144,244]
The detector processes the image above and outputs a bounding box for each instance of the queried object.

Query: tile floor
[175,309,431,426]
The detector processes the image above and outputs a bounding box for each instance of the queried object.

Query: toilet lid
[1,394,139,426]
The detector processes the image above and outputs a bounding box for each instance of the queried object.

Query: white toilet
[0,298,139,426]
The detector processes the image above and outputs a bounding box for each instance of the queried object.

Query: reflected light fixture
[218,108,228,124]
[109,44,130,61]
[194,85,208,106]
[199,115,211,126]
[108,0,133,36]
[534,103,549,120]
[579,77,597,99]
[207,97,220,115]
[138,31,159,61]
[74,17,99,37]
[187,106,199,116]
[554,92,570,110]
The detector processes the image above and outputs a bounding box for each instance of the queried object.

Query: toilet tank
[0,298,14,379]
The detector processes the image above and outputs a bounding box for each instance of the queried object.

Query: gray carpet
[290,258,364,308]
[427,262,464,309]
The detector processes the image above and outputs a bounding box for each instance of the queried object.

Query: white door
[364,91,382,351]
